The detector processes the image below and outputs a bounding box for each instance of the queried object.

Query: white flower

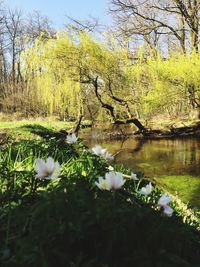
[92,145,107,156]
[158,194,171,206]
[66,133,78,144]
[103,151,114,160]
[105,171,126,190]
[162,205,174,216]
[96,171,126,190]
[95,177,112,190]
[130,173,138,180]
[139,182,152,195]
[91,145,113,160]
[35,157,61,180]
[108,165,114,171]
[158,194,173,216]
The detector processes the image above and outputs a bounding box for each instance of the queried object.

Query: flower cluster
[138,182,173,216]
[34,132,78,180]
[95,170,173,216]
[34,141,173,217]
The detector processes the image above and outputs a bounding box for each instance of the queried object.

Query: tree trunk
[179,13,186,53]
[114,118,147,132]
[188,0,199,52]
[74,114,84,135]
[91,76,147,134]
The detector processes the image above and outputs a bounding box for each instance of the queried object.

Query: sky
[5,0,111,28]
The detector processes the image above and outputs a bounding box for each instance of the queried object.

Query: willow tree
[22,30,200,132]
[75,32,147,131]
[22,34,83,119]
[129,52,200,120]
[22,31,147,132]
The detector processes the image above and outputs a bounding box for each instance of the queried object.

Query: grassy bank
[0,119,92,142]
[0,124,199,266]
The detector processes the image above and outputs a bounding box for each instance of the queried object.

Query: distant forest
[0,0,200,128]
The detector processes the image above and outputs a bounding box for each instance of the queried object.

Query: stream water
[81,129,200,208]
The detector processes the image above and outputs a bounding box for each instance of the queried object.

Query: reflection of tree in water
[88,133,200,178]
[134,138,200,176]
[114,138,148,156]
[132,138,148,153]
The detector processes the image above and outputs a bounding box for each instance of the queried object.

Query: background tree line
[110,0,200,54]
[0,0,200,130]
[0,2,54,114]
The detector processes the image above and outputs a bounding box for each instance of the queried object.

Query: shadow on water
[83,132,200,208]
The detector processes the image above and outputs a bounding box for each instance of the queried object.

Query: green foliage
[0,132,200,266]
[22,32,141,120]
[21,32,200,123]
[131,52,200,119]
[159,175,200,208]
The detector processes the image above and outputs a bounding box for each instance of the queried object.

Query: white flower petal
[113,178,125,189]
[105,171,115,182]
[92,145,104,155]
[131,173,138,180]
[51,166,61,179]
[158,194,171,206]
[108,166,114,171]
[105,171,125,190]
[46,157,56,173]
[139,182,152,195]
[139,188,148,195]
[92,145,113,160]
[95,176,112,190]
[66,133,78,144]
[34,159,46,173]
[35,157,61,180]
[103,151,114,161]
[163,205,173,216]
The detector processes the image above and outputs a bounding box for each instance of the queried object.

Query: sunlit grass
[158,175,200,208]
[0,120,74,130]
[0,120,92,143]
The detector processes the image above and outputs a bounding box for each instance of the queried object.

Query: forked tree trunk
[92,76,147,134]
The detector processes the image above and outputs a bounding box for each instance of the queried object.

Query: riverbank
[1,120,200,207]
[0,122,200,266]
[0,115,200,140]
[94,120,200,140]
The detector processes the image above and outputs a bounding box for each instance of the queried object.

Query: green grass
[0,120,74,131]
[158,175,200,208]
[0,120,71,141]
[0,119,93,130]
[0,120,91,141]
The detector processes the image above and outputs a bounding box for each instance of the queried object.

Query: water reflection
[82,131,200,207]
[84,137,200,177]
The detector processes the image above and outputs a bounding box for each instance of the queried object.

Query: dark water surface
[81,130,200,207]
